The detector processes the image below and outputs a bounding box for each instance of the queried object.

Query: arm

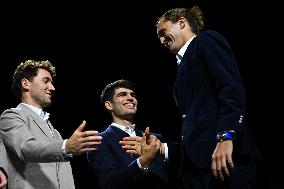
[199,31,244,180]
[199,31,245,133]
[0,109,102,163]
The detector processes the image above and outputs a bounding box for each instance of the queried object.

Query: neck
[21,98,42,109]
[184,32,196,43]
[113,117,134,128]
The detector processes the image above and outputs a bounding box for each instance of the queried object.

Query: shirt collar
[176,35,196,65]
[111,122,136,136]
[21,103,50,121]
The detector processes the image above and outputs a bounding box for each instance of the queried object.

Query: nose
[159,37,165,44]
[127,95,134,101]
[49,83,55,91]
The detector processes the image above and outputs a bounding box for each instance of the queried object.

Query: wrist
[139,156,150,168]
[62,139,73,159]
[137,158,149,172]
[159,143,165,154]
[216,130,236,142]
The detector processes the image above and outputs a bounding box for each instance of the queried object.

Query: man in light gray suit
[0,138,7,189]
[0,60,103,189]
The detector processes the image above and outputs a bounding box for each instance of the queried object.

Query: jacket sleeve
[0,138,7,176]
[198,30,246,133]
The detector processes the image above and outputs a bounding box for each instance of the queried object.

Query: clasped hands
[119,127,162,168]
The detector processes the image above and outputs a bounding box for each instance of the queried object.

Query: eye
[130,92,136,98]
[158,28,166,38]
[43,79,48,84]
[42,77,52,84]
[118,92,127,97]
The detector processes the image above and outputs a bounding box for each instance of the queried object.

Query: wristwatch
[216,130,236,142]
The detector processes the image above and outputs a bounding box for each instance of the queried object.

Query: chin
[42,101,52,108]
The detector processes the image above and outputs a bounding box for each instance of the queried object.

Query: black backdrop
[1,0,276,188]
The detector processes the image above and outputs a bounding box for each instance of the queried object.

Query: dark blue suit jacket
[87,125,171,189]
[174,30,261,169]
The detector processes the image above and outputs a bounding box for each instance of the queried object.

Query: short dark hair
[100,79,135,104]
[12,60,56,99]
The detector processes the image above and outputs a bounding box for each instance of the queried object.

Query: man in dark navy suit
[87,79,173,189]
[156,6,261,189]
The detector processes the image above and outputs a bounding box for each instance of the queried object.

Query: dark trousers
[178,157,257,189]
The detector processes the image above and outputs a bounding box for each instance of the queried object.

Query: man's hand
[0,170,7,189]
[139,127,161,168]
[211,140,234,181]
[119,136,143,156]
[119,127,158,156]
[65,120,102,155]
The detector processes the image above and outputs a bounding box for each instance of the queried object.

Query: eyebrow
[42,77,53,82]
[117,91,136,97]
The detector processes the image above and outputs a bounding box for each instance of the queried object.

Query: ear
[178,17,186,29]
[21,78,30,90]
[105,101,113,111]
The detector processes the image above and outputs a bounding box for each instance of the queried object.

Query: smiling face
[157,18,186,55]
[105,87,137,123]
[22,68,55,109]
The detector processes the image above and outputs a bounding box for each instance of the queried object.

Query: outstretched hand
[65,120,102,155]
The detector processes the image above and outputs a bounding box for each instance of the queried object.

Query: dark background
[1,0,277,188]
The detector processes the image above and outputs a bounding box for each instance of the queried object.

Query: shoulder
[195,30,231,49]
[0,106,24,118]
[197,30,225,39]
[0,106,29,126]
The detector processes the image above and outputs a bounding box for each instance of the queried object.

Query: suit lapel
[105,125,137,161]
[105,125,129,139]
[18,104,54,140]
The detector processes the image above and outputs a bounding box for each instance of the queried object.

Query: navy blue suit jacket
[174,30,261,169]
[87,125,171,189]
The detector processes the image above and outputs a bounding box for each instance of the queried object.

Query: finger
[122,145,136,150]
[221,155,230,177]
[83,135,102,142]
[77,120,86,132]
[211,158,217,178]
[81,142,102,148]
[216,156,224,181]
[119,141,135,146]
[145,127,150,144]
[122,136,139,141]
[226,154,234,169]
[82,130,99,138]
[126,150,139,154]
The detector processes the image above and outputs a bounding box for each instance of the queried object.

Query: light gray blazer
[0,104,75,189]
[0,137,7,174]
